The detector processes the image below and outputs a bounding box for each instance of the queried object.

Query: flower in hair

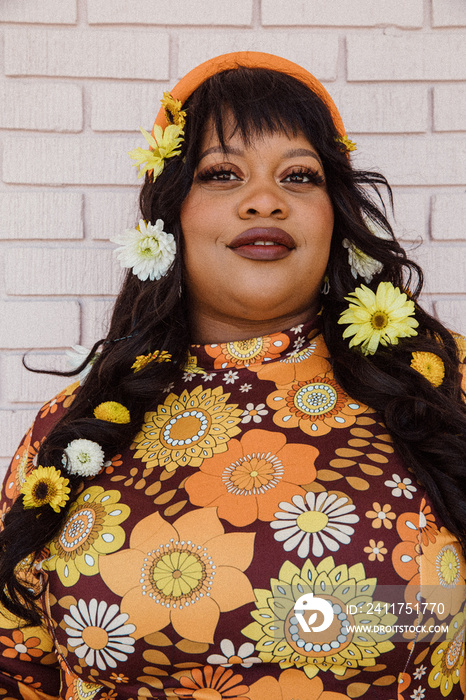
[63,439,105,478]
[342,239,383,283]
[132,350,172,373]
[94,401,131,424]
[66,344,100,383]
[111,219,176,282]
[21,465,70,513]
[410,351,445,387]
[129,124,184,182]
[336,135,357,153]
[338,281,418,356]
[161,91,186,128]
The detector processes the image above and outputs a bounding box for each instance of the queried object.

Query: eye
[282,168,325,185]
[197,166,241,182]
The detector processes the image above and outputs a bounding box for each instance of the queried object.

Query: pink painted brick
[88,0,252,25]
[177,32,338,80]
[3,354,71,403]
[3,136,137,185]
[0,410,38,458]
[81,300,115,346]
[0,81,82,132]
[433,85,466,132]
[262,0,423,27]
[327,84,427,133]
[353,136,466,185]
[347,33,466,81]
[0,192,83,240]
[0,302,80,349]
[4,29,169,80]
[91,82,170,132]
[5,249,123,296]
[0,0,76,23]
[390,190,428,242]
[433,0,466,27]
[86,191,139,240]
[431,194,466,240]
[409,244,466,294]
[435,300,466,336]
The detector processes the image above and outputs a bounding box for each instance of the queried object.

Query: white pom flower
[63,439,105,477]
[111,219,176,282]
[342,239,383,284]
[65,345,100,383]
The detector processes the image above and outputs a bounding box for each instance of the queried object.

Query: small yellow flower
[338,281,418,356]
[21,466,70,513]
[128,124,184,181]
[161,91,186,127]
[336,134,357,152]
[411,351,445,387]
[131,350,172,373]
[94,401,131,424]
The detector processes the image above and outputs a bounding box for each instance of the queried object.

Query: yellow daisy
[94,401,131,424]
[131,350,172,373]
[128,124,184,181]
[161,91,186,127]
[335,134,357,152]
[21,466,70,513]
[338,281,418,356]
[410,351,445,387]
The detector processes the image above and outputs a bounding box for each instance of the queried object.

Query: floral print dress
[1,319,466,700]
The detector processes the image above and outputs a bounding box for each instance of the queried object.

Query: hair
[2,66,466,625]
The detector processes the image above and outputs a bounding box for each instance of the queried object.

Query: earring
[321,276,330,295]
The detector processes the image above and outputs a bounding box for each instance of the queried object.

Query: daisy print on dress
[131,385,242,472]
[207,639,261,668]
[267,374,365,437]
[242,556,397,679]
[204,331,290,370]
[384,473,417,499]
[271,491,359,558]
[64,598,136,671]
[43,486,130,587]
[428,602,466,697]
[253,334,328,385]
[99,507,255,643]
[184,430,318,527]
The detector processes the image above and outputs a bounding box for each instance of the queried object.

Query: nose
[237,180,289,220]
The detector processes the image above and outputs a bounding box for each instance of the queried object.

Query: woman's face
[180,118,334,342]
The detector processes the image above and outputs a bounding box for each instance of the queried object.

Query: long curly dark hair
[2,66,466,625]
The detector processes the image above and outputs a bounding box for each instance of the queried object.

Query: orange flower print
[364,539,387,562]
[248,668,351,699]
[184,429,318,527]
[99,507,255,643]
[204,331,290,370]
[109,672,129,684]
[428,604,466,696]
[253,334,330,385]
[39,381,79,418]
[0,629,43,661]
[420,528,466,620]
[365,502,396,529]
[174,666,249,699]
[267,375,365,437]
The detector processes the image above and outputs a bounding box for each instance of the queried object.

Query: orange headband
[152,51,346,139]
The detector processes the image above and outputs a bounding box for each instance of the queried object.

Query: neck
[189,305,319,344]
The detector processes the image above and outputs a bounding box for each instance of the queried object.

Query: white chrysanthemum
[66,345,99,383]
[342,239,383,283]
[64,439,105,477]
[111,219,176,282]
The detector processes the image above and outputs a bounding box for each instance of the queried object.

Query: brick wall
[1,0,465,475]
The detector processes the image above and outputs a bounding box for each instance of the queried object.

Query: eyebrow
[198,145,323,167]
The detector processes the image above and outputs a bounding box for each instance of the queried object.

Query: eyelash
[197,165,325,185]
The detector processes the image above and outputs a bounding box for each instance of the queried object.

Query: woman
[0,51,465,700]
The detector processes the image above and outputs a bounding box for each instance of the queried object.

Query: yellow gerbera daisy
[338,281,418,356]
[336,134,357,152]
[411,351,445,387]
[131,350,172,373]
[21,466,70,513]
[128,124,184,181]
[161,91,186,127]
[94,401,131,424]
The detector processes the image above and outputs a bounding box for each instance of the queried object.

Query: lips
[228,228,295,261]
